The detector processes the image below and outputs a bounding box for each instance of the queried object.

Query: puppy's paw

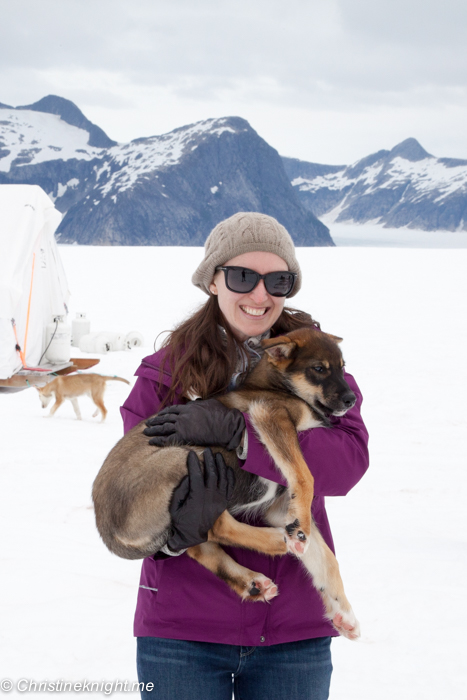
[243,574,279,602]
[331,611,360,641]
[286,535,308,556]
[283,521,309,556]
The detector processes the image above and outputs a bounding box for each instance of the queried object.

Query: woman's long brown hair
[159,295,320,406]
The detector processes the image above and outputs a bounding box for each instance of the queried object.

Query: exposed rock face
[283,158,347,218]
[284,138,467,231]
[0,96,332,246]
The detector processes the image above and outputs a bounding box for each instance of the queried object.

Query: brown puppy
[92,328,360,639]
[37,373,130,421]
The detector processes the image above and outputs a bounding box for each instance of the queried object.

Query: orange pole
[22,252,36,365]
[11,320,25,365]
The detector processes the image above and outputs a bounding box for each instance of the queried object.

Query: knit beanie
[192,212,301,297]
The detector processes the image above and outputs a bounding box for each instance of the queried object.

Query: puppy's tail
[103,376,131,385]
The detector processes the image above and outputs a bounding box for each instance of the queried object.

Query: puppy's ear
[324,333,343,344]
[262,335,296,365]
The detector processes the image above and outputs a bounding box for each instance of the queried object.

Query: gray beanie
[192,212,302,297]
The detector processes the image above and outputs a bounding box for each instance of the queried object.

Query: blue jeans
[137,636,332,700]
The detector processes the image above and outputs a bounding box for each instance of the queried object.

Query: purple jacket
[121,348,369,647]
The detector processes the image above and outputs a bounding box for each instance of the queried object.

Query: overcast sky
[1,0,466,164]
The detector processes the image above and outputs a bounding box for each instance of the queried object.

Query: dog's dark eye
[313,366,323,373]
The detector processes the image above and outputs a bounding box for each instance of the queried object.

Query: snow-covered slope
[283,139,467,231]
[97,118,238,196]
[0,108,105,171]
[0,96,331,246]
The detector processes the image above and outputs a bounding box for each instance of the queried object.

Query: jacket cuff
[236,429,249,460]
[159,543,187,556]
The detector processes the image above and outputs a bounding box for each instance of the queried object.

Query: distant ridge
[283,139,467,231]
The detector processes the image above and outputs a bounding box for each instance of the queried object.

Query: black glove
[144,398,245,451]
[166,448,236,551]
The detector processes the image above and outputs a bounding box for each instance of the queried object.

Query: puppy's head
[36,385,52,408]
[262,328,356,418]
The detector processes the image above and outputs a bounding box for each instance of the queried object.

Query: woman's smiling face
[209,251,289,341]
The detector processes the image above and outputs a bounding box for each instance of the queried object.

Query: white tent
[0,185,70,379]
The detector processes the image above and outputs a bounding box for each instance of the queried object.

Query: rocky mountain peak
[14,95,116,148]
[388,137,432,162]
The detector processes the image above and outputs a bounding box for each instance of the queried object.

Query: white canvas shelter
[0,185,70,379]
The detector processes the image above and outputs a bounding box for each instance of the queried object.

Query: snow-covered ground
[1,242,466,698]
[327,220,467,248]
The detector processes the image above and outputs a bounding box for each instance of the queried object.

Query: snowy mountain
[0,96,331,246]
[283,139,467,231]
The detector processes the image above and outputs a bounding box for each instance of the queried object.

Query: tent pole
[22,252,36,366]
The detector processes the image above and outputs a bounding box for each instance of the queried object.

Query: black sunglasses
[215,266,297,297]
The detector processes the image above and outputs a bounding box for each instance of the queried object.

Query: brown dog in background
[92,328,360,639]
[37,373,130,421]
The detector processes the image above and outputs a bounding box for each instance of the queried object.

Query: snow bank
[325,220,467,248]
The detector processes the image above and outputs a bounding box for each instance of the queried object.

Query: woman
[121,212,369,700]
